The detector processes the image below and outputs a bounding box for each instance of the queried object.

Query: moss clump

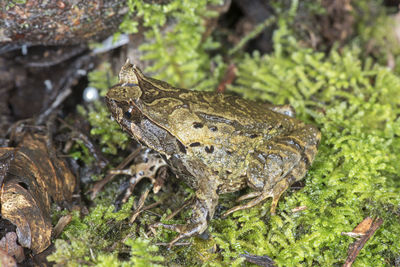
[48,198,164,266]
[121,0,226,90]
[213,47,400,266]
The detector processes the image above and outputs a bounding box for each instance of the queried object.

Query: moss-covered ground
[49,0,400,266]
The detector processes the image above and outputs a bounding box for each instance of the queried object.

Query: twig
[58,117,109,169]
[130,187,151,223]
[228,16,276,55]
[240,252,276,267]
[291,206,307,213]
[165,199,193,220]
[89,148,141,199]
[217,63,237,93]
[154,242,190,247]
[343,217,383,267]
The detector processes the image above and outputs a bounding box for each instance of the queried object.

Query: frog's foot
[222,178,289,218]
[152,191,216,247]
[152,219,207,248]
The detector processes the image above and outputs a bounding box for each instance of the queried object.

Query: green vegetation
[48,199,164,266]
[50,0,400,266]
[70,63,127,165]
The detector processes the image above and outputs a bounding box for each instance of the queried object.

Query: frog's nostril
[193,122,203,128]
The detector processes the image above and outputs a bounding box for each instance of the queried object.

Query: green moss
[70,63,129,166]
[121,0,226,90]
[214,38,400,267]
[47,198,164,266]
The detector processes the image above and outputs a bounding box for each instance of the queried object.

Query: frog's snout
[105,97,123,123]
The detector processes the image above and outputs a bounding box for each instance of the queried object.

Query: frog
[105,59,321,246]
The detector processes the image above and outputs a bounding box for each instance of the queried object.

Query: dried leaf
[0,133,76,254]
[0,148,15,192]
[217,63,237,93]
[343,217,383,267]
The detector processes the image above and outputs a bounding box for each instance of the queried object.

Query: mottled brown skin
[106,60,321,246]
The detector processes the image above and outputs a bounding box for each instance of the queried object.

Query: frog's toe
[152,220,208,247]
[151,222,185,233]
[151,223,189,248]
[268,178,290,214]
[222,190,272,218]
[237,191,261,202]
[223,178,290,217]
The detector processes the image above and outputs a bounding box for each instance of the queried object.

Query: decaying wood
[0,0,126,46]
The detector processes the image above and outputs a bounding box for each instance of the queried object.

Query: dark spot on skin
[190,142,201,147]
[138,171,144,176]
[124,111,132,119]
[209,126,218,132]
[226,150,233,155]
[193,122,203,128]
[249,134,258,138]
[144,157,149,163]
[213,170,219,175]
[286,175,296,184]
[149,166,155,171]
[205,145,214,153]
[177,141,187,154]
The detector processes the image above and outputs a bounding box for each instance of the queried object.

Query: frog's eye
[124,111,132,119]
[123,106,134,119]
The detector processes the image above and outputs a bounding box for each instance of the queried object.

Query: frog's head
[105,59,143,129]
[105,59,185,154]
[106,59,143,102]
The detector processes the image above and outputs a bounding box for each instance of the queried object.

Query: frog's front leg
[153,176,220,247]
[223,124,320,217]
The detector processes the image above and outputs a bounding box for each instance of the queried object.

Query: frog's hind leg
[152,177,220,247]
[223,124,320,217]
[153,201,209,247]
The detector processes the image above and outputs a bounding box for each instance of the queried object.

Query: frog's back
[134,69,302,157]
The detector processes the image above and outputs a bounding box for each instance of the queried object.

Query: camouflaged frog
[106,60,321,246]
